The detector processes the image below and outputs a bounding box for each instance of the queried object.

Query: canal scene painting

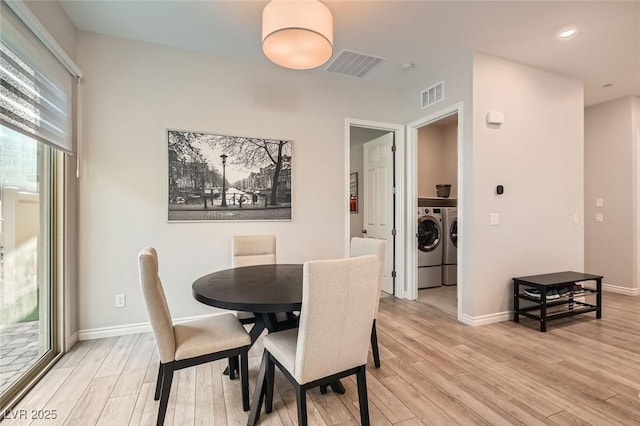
[168,130,292,221]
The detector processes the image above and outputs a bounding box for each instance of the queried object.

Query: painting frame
[350,172,358,213]
[167,129,292,222]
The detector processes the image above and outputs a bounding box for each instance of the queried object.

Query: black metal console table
[513,271,603,332]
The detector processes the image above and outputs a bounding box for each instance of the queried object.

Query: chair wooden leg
[371,320,381,368]
[228,356,238,380]
[241,351,249,412]
[295,385,308,426]
[265,354,275,413]
[247,351,269,426]
[356,366,370,426]
[154,363,163,400]
[157,362,174,426]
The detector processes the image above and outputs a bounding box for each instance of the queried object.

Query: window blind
[0,1,73,154]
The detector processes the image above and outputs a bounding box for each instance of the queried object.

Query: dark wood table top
[192,264,303,313]
[513,271,603,287]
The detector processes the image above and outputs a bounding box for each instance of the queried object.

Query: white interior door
[363,133,394,294]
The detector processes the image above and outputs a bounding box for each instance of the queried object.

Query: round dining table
[192,263,345,394]
[192,264,302,344]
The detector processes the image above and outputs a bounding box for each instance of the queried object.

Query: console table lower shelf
[513,271,603,332]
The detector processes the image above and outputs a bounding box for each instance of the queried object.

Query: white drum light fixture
[262,0,333,70]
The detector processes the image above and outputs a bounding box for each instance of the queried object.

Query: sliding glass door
[0,125,57,403]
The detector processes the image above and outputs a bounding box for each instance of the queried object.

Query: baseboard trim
[77,312,226,341]
[580,280,640,296]
[461,311,511,326]
[65,331,78,351]
[602,283,640,296]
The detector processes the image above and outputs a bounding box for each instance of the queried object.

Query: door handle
[361,229,367,234]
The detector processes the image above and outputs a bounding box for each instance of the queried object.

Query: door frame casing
[345,118,406,299]
[634,130,640,291]
[406,102,464,321]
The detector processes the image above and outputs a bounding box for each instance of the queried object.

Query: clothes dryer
[442,207,457,285]
[417,207,443,288]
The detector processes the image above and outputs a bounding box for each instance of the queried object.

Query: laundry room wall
[417,125,446,197]
[584,96,638,294]
[472,52,584,319]
[417,121,458,198]
[442,122,458,197]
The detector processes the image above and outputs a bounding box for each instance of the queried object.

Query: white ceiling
[60,1,640,106]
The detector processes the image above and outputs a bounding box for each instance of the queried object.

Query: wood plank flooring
[3,292,639,425]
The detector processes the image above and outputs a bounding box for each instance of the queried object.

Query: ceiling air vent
[325,50,385,78]
[421,81,444,109]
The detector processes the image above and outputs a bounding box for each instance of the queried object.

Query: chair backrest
[350,237,386,318]
[138,247,175,363]
[232,235,276,267]
[294,255,378,384]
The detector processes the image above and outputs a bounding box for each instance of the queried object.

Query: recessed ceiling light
[400,63,414,71]
[558,28,577,39]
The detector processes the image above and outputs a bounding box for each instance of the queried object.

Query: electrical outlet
[490,213,500,226]
[595,198,604,207]
[573,213,580,224]
[595,213,604,223]
[115,294,126,308]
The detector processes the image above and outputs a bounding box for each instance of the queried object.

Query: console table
[513,271,603,332]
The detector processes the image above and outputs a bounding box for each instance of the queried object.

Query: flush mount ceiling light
[262,0,333,70]
[558,27,577,39]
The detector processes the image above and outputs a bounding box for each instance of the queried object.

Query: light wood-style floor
[4,292,640,425]
[416,286,458,317]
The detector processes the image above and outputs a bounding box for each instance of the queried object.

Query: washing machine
[442,207,457,285]
[417,207,443,288]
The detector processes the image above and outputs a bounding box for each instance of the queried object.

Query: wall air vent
[421,81,445,109]
[325,50,385,79]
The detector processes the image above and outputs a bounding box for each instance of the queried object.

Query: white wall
[349,140,364,239]
[25,0,77,60]
[404,53,474,313]
[76,33,405,332]
[585,96,637,291]
[472,53,584,317]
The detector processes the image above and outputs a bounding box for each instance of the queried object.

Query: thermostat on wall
[486,110,504,125]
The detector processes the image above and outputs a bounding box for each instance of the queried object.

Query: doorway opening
[407,103,464,321]
[346,119,405,298]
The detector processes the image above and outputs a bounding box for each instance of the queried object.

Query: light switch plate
[596,198,603,207]
[596,213,604,222]
[490,213,500,226]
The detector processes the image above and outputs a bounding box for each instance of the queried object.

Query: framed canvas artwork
[168,130,292,221]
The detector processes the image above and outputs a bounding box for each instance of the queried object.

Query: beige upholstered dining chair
[231,235,277,325]
[248,255,379,426]
[350,237,386,368]
[138,247,251,426]
[232,234,277,267]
